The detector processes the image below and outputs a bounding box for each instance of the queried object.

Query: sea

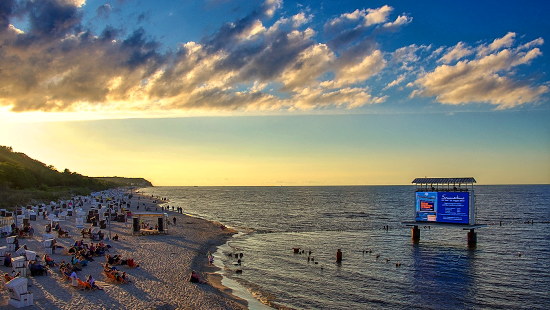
[140,185,550,310]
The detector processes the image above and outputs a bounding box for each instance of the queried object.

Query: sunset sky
[1,0,549,185]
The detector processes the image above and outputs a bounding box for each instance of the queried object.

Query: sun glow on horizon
[2,112,549,186]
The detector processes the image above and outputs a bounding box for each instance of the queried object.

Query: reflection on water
[411,244,477,309]
[142,185,550,310]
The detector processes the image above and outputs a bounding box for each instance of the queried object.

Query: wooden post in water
[467,228,477,248]
[412,225,420,243]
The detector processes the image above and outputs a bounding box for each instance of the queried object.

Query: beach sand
[0,193,248,310]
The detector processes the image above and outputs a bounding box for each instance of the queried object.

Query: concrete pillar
[467,229,477,248]
[412,225,420,243]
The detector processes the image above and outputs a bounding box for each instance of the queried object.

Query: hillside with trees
[0,146,152,209]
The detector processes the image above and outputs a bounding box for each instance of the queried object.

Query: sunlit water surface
[141,185,550,310]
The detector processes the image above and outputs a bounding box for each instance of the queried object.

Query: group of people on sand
[52,222,69,238]
[59,251,104,290]
[103,263,130,283]
[67,240,111,259]
[19,224,35,237]
[58,240,111,286]
[80,227,105,240]
[105,254,140,268]
[66,270,103,290]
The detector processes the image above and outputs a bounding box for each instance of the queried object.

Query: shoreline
[0,189,248,309]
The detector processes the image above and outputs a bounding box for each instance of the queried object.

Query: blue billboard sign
[415,192,470,224]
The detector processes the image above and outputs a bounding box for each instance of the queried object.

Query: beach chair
[15,247,27,258]
[24,250,37,261]
[0,246,7,260]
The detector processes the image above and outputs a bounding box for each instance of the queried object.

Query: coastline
[0,190,248,309]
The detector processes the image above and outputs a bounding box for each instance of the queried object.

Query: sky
[0,0,549,185]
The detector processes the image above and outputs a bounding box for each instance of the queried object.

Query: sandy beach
[0,191,248,310]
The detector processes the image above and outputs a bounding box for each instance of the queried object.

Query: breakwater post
[467,228,477,248]
[411,225,420,243]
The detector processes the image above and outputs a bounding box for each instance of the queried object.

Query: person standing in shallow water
[336,249,343,263]
[173,217,177,226]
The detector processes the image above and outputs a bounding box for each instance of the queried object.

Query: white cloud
[383,15,412,28]
[488,32,516,51]
[384,74,406,90]
[291,12,311,28]
[263,0,282,18]
[517,37,544,51]
[332,50,386,87]
[327,5,394,29]
[439,42,473,63]
[279,44,335,90]
[59,0,86,7]
[477,32,516,56]
[8,24,24,35]
[364,5,393,26]
[292,86,385,110]
[413,41,548,108]
[237,20,266,40]
[391,44,431,71]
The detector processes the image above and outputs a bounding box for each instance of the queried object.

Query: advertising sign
[415,192,470,224]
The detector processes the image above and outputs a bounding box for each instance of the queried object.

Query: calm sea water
[140,185,550,310]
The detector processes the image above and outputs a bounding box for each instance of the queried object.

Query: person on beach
[207,252,214,265]
[29,261,48,276]
[189,271,206,284]
[86,275,103,290]
[4,252,12,267]
[173,217,177,226]
[43,254,57,267]
[4,273,15,282]
[70,271,79,287]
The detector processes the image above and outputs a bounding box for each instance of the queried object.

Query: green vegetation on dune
[0,146,152,209]
[94,177,152,187]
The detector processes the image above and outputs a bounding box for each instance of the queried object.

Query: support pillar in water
[467,228,477,248]
[412,225,420,243]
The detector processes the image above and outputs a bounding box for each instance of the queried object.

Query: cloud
[262,0,282,18]
[59,0,86,7]
[364,5,393,26]
[391,44,431,71]
[96,3,112,19]
[412,36,548,109]
[383,15,412,28]
[383,74,406,90]
[4,1,544,115]
[332,50,386,87]
[20,0,83,38]
[0,0,398,114]
[477,32,516,56]
[439,42,472,63]
[327,5,394,30]
[278,44,335,91]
